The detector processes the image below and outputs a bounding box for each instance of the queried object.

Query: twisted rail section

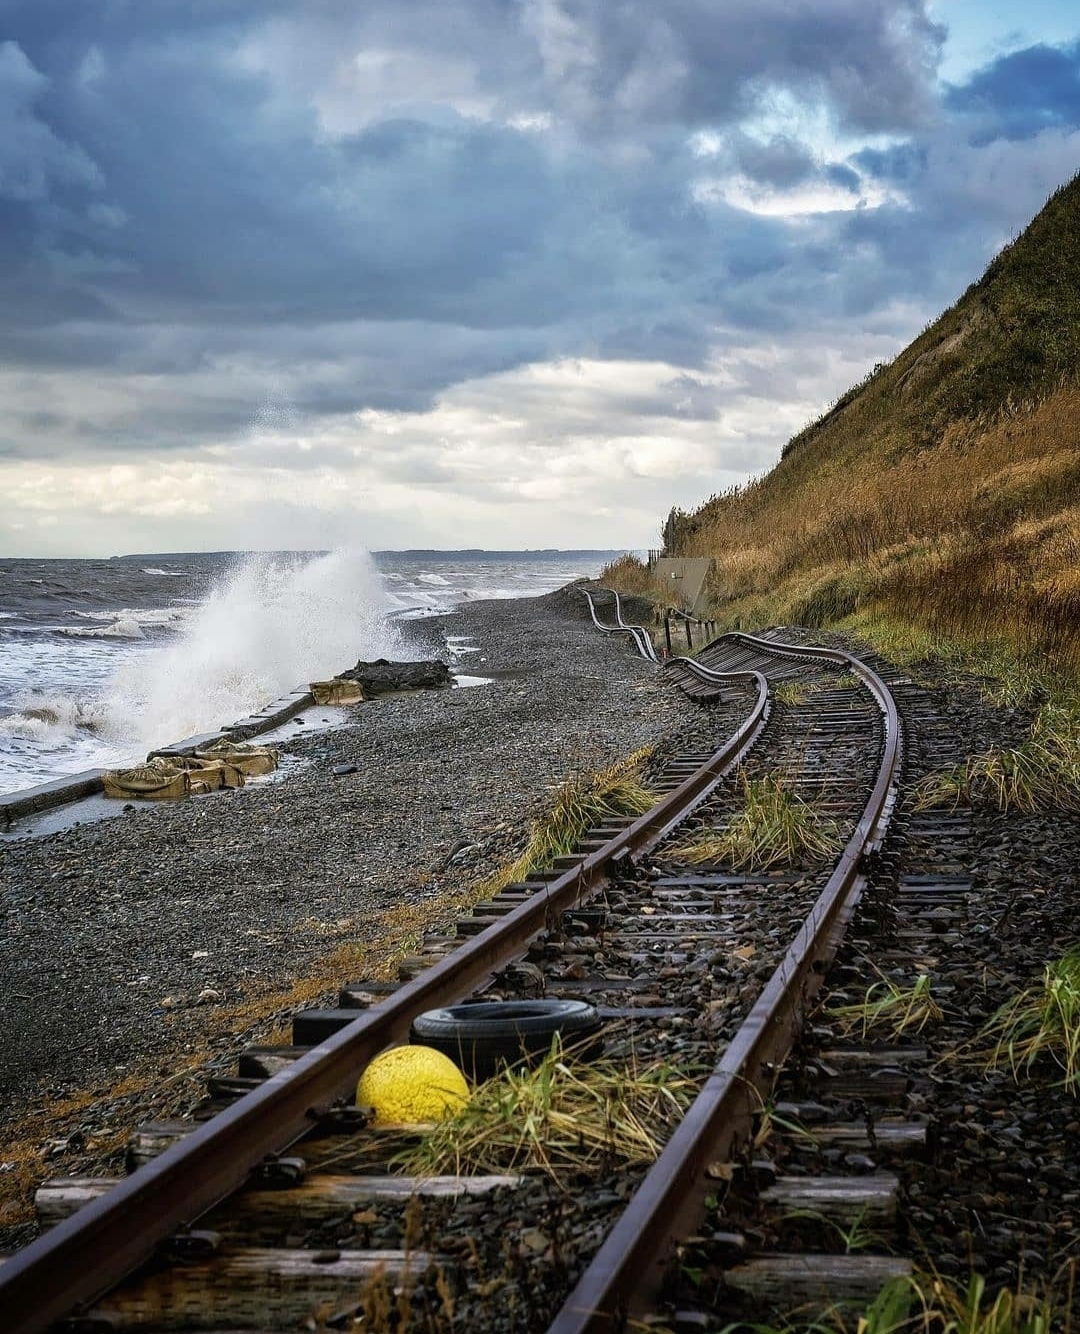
[0,669,769,1334]
[552,600,904,1331]
[583,587,659,663]
[1,604,900,1333]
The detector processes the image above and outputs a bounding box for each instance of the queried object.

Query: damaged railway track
[1,596,906,1333]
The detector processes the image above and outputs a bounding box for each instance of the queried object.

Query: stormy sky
[2,1,1079,556]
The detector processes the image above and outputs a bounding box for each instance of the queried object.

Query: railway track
[2,598,906,1333]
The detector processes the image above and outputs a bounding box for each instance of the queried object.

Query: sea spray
[0,551,607,794]
[99,549,397,755]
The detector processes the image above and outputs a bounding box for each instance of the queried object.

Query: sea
[0,549,620,797]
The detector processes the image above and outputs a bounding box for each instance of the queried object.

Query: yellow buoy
[356,1045,469,1125]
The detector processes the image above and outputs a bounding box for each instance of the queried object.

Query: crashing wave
[56,617,146,640]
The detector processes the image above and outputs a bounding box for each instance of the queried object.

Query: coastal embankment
[0,585,694,1232]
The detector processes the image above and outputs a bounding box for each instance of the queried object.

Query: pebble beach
[0,586,696,1127]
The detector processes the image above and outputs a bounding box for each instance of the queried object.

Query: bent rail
[0,672,770,1334]
[583,588,659,663]
[549,629,903,1331]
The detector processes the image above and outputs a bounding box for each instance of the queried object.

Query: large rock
[338,658,452,696]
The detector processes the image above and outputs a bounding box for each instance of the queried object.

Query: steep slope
[667,172,1080,667]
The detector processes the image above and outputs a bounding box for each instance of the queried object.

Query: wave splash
[99,549,396,756]
[57,616,146,640]
[0,693,105,743]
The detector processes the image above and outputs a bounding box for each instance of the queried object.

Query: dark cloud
[825,163,861,193]
[946,41,1080,142]
[0,1,946,350]
[0,0,1075,500]
[0,40,102,202]
[852,142,928,184]
[538,0,945,134]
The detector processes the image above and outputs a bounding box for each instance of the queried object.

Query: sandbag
[193,739,278,777]
[177,756,245,790]
[102,759,190,802]
[309,679,365,706]
[103,752,251,800]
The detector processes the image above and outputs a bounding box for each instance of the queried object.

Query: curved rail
[0,672,770,1333]
[583,588,659,663]
[548,628,903,1331]
[585,588,760,694]
[3,615,900,1332]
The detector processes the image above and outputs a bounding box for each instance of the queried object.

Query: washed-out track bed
[2,604,926,1332]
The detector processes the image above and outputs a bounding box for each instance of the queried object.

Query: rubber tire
[410,999,603,1082]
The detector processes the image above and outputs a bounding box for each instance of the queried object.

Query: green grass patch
[913,701,1080,814]
[392,1038,698,1180]
[826,972,943,1040]
[479,749,657,892]
[978,947,1080,1094]
[774,682,809,706]
[837,611,1074,704]
[669,772,843,871]
[713,1270,1063,1334]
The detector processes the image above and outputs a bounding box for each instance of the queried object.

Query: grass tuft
[913,702,1080,814]
[392,1037,698,1181]
[669,772,843,871]
[978,947,1080,1094]
[774,682,809,706]
[711,1270,1065,1334]
[896,1271,1059,1334]
[481,750,657,892]
[826,971,943,1039]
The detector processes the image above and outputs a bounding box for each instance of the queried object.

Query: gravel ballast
[0,588,697,1127]
[6,603,1078,1324]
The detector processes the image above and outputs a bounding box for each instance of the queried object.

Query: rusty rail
[2,620,897,1333]
[0,674,770,1333]
[583,588,659,663]
[547,633,902,1332]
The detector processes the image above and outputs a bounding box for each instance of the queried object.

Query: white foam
[73,607,188,628]
[142,567,188,577]
[56,617,146,640]
[0,689,109,751]
[97,549,397,756]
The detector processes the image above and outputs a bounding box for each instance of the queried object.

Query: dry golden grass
[392,1037,698,1181]
[670,385,1080,670]
[596,553,682,608]
[644,178,1080,673]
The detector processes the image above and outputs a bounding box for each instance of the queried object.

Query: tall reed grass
[480,750,656,892]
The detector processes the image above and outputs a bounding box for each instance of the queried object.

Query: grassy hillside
[646,172,1080,671]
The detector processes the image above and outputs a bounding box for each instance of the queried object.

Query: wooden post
[685,618,693,650]
[663,612,672,655]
